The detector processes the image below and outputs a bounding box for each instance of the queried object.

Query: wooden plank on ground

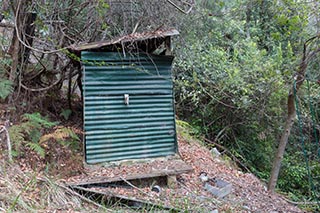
[68,161,193,187]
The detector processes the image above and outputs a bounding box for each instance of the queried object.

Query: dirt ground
[62,136,304,212]
[0,102,307,212]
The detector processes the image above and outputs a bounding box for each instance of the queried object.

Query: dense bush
[173,0,317,199]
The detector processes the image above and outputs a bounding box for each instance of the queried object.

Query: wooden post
[167,175,176,188]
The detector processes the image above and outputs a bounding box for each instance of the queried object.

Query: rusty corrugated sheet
[71,28,179,52]
[82,52,177,164]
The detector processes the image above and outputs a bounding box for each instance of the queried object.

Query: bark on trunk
[21,12,37,64]
[268,94,296,192]
[9,32,19,82]
[8,2,35,85]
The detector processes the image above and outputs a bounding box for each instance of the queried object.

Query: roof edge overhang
[68,28,179,54]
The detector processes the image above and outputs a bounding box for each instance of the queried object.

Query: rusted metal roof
[69,28,179,52]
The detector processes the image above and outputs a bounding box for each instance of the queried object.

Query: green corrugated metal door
[82,52,177,164]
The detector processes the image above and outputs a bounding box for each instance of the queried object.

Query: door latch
[124,94,129,105]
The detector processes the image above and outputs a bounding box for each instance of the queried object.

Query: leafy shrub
[173,0,311,198]
[278,154,310,198]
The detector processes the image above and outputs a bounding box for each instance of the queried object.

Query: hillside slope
[178,137,303,212]
[0,123,305,212]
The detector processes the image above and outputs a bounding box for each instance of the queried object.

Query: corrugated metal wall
[82,52,177,164]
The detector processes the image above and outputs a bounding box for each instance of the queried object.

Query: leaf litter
[0,114,306,212]
[66,136,304,212]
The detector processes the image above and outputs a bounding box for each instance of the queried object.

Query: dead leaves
[0,124,305,212]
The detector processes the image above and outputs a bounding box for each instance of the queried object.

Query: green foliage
[0,79,13,99]
[278,154,310,197]
[39,127,80,151]
[60,109,72,120]
[97,0,110,16]
[174,0,315,200]
[278,79,320,202]
[176,119,203,143]
[0,57,13,100]
[22,113,57,128]
[175,4,288,143]
[9,113,57,158]
[27,142,46,158]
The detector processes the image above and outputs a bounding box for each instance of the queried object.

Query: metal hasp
[82,52,177,164]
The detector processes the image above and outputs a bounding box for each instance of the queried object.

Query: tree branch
[37,177,109,210]
[14,1,68,54]
[166,0,194,14]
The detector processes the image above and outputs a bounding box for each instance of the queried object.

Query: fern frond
[30,129,41,143]
[39,127,80,144]
[8,125,26,151]
[22,113,58,128]
[8,113,59,159]
[27,142,45,158]
[0,79,13,99]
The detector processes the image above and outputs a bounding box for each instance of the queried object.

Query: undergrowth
[176,119,204,145]
[9,112,57,158]
[8,112,80,159]
[0,160,101,212]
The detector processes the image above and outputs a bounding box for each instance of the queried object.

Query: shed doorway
[82,52,177,164]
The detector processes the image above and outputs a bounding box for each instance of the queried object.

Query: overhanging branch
[166,0,194,14]
[14,0,68,54]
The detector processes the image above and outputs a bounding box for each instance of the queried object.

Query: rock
[199,172,209,182]
[210,148,221,158]
[242,205,251,211]
[204,178,232,198]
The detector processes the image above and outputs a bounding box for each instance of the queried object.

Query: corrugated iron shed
[70,28,179,164]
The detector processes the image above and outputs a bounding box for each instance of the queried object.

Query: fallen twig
[70,185,181,212]
[37,177,109,211]
[281,196,320,206]
[119,176,154,199]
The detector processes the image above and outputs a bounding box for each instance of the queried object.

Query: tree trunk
[9,31,19,82]
[268,93,296,192]
[8,1,35,85]
[21,12,37,64]
[268,35,320,193]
